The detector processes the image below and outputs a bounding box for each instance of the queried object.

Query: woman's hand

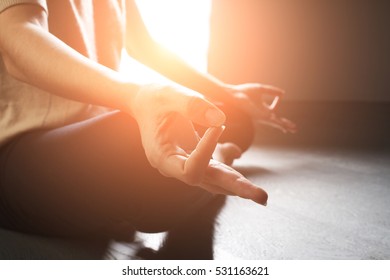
[224,83,297,133]
[130,84,268,205]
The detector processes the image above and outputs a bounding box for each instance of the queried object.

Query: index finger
[260,85,284,111]
[248,84,284,111]
[183,126,224,185]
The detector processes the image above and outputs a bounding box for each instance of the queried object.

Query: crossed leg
[0,106,254,257]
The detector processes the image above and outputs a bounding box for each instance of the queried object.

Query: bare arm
[0,4,137,114]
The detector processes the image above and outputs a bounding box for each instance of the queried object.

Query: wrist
[113,78,141,116]
[127,83,172,120]
[211,82,237,105]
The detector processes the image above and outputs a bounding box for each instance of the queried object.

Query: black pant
[0,106,254,240]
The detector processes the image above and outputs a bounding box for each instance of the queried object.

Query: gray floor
[214,145,390,259]
[1,101,389,259]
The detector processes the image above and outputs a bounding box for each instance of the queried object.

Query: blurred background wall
[208,0,390,101]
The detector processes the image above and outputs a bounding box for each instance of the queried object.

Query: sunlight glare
[120,0,212,83]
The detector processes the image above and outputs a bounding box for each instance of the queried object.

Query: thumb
[184,95,226,127]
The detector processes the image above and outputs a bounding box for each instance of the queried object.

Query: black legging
[0,105,254,240]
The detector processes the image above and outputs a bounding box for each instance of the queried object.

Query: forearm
[0,6,139,115]
[127,42,233,103]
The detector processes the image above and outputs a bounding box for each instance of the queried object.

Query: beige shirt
[0,0,125,147]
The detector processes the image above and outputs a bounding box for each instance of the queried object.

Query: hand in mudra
[225,83,297,133]
[131,84,267,205]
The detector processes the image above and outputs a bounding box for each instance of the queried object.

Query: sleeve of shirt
[0,0,47,14]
